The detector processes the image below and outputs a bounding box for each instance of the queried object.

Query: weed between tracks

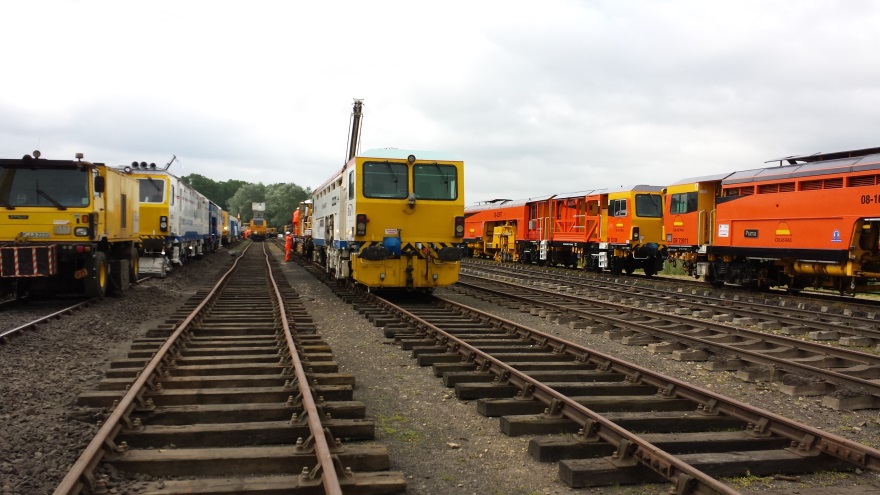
[377,413,424,443]
[724,472,775,489]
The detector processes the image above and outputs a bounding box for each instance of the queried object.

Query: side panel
[171,177,209,242]
[712,186,874,254]
[100,168,140,242]
[312,168,346,248]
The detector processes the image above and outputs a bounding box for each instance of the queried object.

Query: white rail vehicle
[312,166,348,276]
[120,162,210,276]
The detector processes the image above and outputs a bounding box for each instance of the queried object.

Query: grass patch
[376,413,424,443]
[724,472,775,489]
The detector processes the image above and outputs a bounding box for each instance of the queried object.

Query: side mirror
[94,175,105,193]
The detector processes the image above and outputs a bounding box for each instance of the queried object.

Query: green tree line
[182,174,311,230]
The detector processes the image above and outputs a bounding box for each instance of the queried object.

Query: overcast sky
[3,1,879,204]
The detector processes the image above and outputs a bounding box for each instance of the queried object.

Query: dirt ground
[2,243,879,494]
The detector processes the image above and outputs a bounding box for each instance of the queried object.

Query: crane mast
[345,99,364,163]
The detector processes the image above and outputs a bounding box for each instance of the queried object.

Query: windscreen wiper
[384,161,399,184]
[432,162,449,184]
[36,188,67,210]
[0,197,13,210]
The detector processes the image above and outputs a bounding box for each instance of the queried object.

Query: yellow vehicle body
[312,149,464,290]
[662,176,724,276]
[250,218,267,241]
[599,185,666,276]
[0,152,140,298]
[488,223,518,262]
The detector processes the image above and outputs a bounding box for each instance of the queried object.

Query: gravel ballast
[2,245,880,494]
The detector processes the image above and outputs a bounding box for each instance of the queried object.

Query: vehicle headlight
[74,227,89,237]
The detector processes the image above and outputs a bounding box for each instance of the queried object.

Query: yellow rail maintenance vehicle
[250,202,267,242]
[312,148,465,290]
[0,151,140,299]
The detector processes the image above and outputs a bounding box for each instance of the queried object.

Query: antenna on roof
[164,155,177,170]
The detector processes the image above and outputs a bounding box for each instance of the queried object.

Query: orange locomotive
[665,146,880,294]
[464,186,666,276]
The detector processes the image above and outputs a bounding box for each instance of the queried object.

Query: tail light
[356,214,367,236]
[632,226,640,241]
[454,216,464,238]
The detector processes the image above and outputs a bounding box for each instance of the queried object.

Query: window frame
[670,191,698,214]
[412,163,458,200]
[362,161,409,199]
[634,193,663,218]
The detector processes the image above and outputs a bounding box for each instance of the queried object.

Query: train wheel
[85,252,108,299]
[129,247,140,281]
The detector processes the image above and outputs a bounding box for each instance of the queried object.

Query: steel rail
[264,245,344,495]
[422,294,880,472]
[1,299,93,342]
[52,244,251,495]
[463,256,880,316]
[464,263,880,338]
[457,275,880,397]
[378,295,740,495]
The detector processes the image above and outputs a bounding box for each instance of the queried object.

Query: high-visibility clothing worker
[285,232,293,262]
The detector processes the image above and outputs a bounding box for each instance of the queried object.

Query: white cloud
[3,0,880,204]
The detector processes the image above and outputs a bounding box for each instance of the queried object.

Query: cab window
[413,163,457,200]
[363,161,408,199]
[609,199,627,217]
[635,194,663,218]
[2,167,90,207]
[139,178,165,203]
[670,192,698,214]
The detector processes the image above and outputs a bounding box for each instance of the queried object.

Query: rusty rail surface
[457,273,880,409]
[53,242,400,495]
[364,291,880,493]
[1,299,93,343]
[52,244,251,495]
[264,246,344,494]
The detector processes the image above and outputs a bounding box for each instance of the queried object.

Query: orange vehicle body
[662,174,727,275]
[463,199,530,262]
[464,187,666,275]
[465,145,880,293]
[666,146,880,293]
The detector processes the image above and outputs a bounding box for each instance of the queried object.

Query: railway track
[1,276,152,344]
[54,242,404,495]
[0,298,94,344]
[464,257,880,318]
[452,269,880,410]
[317,283,880,493]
